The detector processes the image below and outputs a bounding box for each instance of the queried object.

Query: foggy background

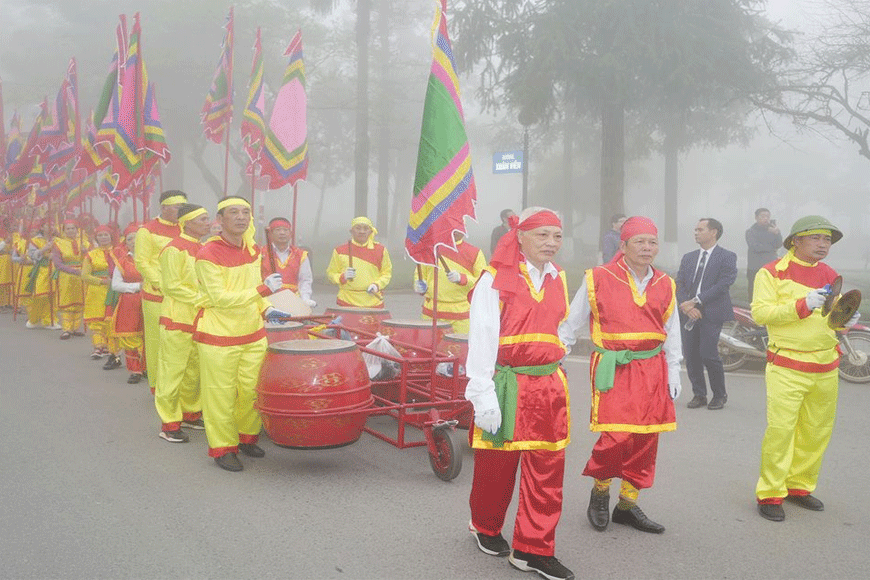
[2,0,869,297]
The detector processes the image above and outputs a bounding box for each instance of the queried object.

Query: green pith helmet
[784,215,843,249]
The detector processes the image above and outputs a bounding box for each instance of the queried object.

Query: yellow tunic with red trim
[326,241,392,308]
[27,236,53,297]
[752,254,839,372]
[416,240,487,323]
[13,234,33,298]
[0,230,11,291]
[54,236,89,309]
[160,234,203,333]
[82,247,112,322]
[134,218,180,303]
[471,263,571,451]
[586,261,677,433]
[194,238,270,346]
[261,245,308,292]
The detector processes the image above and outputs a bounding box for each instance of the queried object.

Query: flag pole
[292,182,298,246]
[223,127,230,196]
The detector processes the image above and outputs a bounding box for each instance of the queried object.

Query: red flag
[201,7,234,144]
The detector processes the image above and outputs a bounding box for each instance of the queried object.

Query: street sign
[492,150,523,174]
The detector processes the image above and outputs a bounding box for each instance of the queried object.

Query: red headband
[620,216,658,242]
[123,222,141,238]
[268,218,292,230]
[517,210,562,231]
[490,209,562,302]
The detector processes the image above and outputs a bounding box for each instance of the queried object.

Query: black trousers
[680,316,727,400]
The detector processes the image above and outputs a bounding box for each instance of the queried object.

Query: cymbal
[822,275,843,317]
[829,289,862,329]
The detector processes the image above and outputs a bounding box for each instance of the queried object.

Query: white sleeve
[663,296,683,385]
[297,257,313,301]
[558,275,592,354]
[112,267,141,293]
[464,272,500,406]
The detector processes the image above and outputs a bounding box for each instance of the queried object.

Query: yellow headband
[217,198,256,256]
[351,216,377,248]
[161,195,187,206]
[794,229,832,239]
[177,207,207,229]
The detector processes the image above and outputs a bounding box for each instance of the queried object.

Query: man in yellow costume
[326,217,391,308]
[81,224,117,359]
[194,196,285,472]
[752,216,858,522]
[0,220,13,309]
[135,190,187,389]
[24,220,59,330]
[155,204,212,444]
[52,218,90,339]
[413,231,486,333]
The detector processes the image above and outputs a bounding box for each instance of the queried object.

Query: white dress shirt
[271,243,313,301]
[111,253,142,293]
[691,243,717,301]
[464,259,561,408]
[557,265,683,386]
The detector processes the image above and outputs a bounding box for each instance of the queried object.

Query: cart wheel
[429,428,462,481]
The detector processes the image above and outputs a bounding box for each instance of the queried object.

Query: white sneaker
[25,321,40,329]
[45,323,62,330]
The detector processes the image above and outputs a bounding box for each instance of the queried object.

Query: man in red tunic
[260,217,315,307]
[560,216,682,534]
[465,207,574,580]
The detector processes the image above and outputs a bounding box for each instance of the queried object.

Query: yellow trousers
[756,364,838,501]
[142,299,162,386]
[28,296,53,326]
[198,338,266,457]
[155,327,201,430]
[0,285,10,307]
[422,313,469,334]
[117,335,144,374]
[88,319,111,350]
[59,306,83,333]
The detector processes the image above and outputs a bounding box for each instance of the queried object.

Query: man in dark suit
[676,218,737,410]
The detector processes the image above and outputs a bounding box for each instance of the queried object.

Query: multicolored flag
[260,29,308,189]
[3,112,23,175]
[4,104,46,197]
[95,16,135,189]
[43,58,82,175]
[405,0,477,265]
[201,7,234,144]
[241,27,267,173]
[66,171,96,211]
[76,112,109,176]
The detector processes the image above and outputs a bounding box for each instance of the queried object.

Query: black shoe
[587,488,610,531]
[59,331,71,340]
[215,453,243,472]
[103,355,122,370]
[509,550,574,580]
[239,443,265,458]
[127,373,142,384]
[158,429,189,443]
[707,397,727,410]
[687,395,707,409]
[182,418,206,430]
[758,502,785,521]
[786,494,824,511]
[612,505,665,534]
[71,330,85,337]
[468,521,510,557]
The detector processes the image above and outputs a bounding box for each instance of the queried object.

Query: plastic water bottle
[684,318,696,331]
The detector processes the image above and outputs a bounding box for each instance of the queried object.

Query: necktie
[692,250,708,294]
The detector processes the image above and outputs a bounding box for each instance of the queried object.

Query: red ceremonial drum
[256,339,373,449]
[264,321,308,345]
[325,306,391,340]
[379,319,451,363]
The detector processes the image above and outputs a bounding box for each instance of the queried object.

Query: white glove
[264,273,283,293]
[805,288,828,310]
[668,383,681,400]
[0,240,6,252]
[367,283,379,294]
[264,306,292,323]
[846,312,861,328]
[446,270,461,284]
[414,280,428,294]
[303,298,317,308]
[470,391,501,435]
[344,267,356,280]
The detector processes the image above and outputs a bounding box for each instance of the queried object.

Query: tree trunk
[355,0,372,217]
[562,107,574,245]
[599,98,624,247]
[663,113,683,243]
[376,0,391,229]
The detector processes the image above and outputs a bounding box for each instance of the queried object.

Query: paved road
[1,286,869,579]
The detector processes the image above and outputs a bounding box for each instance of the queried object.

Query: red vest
[261,245,306,292]
[587,260,676,433]
[110,250,143,337]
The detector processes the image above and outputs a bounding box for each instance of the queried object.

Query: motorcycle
[718,306,870,384]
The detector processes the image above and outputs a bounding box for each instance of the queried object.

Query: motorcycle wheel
[839,330,870,384]
[719,321,750,372]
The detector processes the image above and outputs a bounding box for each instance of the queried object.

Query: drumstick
[266,227,278,274]
[438,255,451,274]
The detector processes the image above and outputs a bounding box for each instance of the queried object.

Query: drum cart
[267,316,471,481]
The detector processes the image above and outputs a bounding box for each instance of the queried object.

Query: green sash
[481,361,561,448]
[24,258,49,293]
[592,343,663,392]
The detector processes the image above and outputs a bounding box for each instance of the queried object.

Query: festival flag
[42,59,82,175]
[142,80,170,168]
[76,112,109,176]
[3,112,23,174]
[260,29,308,189]
[201,7,234,144]
[405,0,477,265]
[241,27,267,173]
[66,171,96,210]
[4,104,46,197]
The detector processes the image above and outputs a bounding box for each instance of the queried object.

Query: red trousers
[583,431,659,489]
[469,447,565,556]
